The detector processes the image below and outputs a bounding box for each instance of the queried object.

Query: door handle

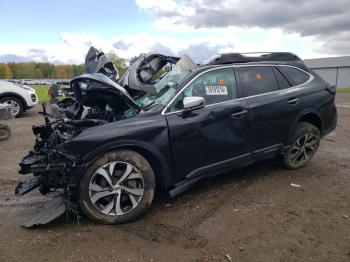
[288,98,299,105]
[231,109,248,118]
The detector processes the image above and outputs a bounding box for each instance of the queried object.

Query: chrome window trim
[161,64,314,116]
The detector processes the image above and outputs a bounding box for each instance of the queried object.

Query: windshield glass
[137,55,198,108]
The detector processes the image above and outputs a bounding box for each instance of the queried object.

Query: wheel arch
[0,92,27,110]
[81,140,173,191]
[288,109,323,143]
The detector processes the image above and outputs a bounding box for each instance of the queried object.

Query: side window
[278,66,310,86]
[169,68,237,111]
[237,66,279,97]
[273,67,291,89]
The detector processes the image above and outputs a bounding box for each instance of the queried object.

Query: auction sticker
[205,85,228,95]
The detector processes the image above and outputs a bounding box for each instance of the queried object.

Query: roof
[304,56,350,69]
[204,52,301,65]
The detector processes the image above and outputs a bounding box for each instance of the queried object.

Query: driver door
[165,68,251,182]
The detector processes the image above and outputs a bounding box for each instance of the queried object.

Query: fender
[0,92,28,109]
[288,108,324,142]
[80,139,173,190]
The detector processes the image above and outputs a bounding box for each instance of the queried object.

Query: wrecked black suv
[16,48,337,227]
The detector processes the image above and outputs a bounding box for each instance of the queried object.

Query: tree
[0,64,13,79]
[55,66,67,79]
[34,68,43,79]
[73,64,85,76]
[106,50,127,76]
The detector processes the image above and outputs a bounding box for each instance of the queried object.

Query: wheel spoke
[302,149,308,160]
[292,149,303,163]
[123,186,143,196]
[95,167,113,187]
[127,172,142,180]
[109,162,116,176]
[129,194,138,208]
[305,139,317,148]
[118,163,134,184]
[291,145,301,151]
[101,200,114,214]
[89,183,105,192]
[115,191,123,215]
[91,190,115,204]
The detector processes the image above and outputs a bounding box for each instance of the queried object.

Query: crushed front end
[16,110,88,227]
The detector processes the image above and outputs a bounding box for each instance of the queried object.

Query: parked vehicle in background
[0,80,38,117]
[16,49,337,227]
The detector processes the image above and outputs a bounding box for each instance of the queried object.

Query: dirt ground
[0,95,349,262]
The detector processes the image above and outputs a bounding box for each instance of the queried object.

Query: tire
[78,149,155,224]
[0,96,24,117]
[283,122,321,169]
[0,124,11,140]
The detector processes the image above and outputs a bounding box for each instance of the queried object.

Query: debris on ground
[290,183,301,188]
[224,254,232,261]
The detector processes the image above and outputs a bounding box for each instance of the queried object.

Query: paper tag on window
[205,86,228,95]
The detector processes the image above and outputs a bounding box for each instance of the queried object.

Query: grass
[32,85,64,102]
[32,85,50,102]
[336,87,350,93]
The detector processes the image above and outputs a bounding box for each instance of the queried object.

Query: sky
[0,0,349,64]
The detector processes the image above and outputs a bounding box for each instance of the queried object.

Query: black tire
[0,124,11,140]
[0,96,24,117]
[283,122,321,169]
[78,149,155,224]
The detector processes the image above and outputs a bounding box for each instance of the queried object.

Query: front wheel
[283,122,321,169]
[78,150,155,224]
[0,96,24,117]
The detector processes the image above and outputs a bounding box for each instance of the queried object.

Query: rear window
[237,66,279,97]
[273,67,291,89]
[278,66,310,86]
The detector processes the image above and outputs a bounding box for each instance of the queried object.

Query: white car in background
[0,80,38,117]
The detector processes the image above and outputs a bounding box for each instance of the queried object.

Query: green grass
[33,85,50,102]
[32,85,64,102]
[336,87,350,93]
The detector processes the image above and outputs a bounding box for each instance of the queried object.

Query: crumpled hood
[70,73,140,111]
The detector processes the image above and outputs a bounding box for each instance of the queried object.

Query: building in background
[304,56,350,88]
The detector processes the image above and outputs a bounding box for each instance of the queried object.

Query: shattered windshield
[137,55,198,108]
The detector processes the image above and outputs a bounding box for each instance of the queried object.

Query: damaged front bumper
[16,151,80,228]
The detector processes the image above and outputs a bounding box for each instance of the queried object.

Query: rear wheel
[283,122,320,169]
[78,150,155,224]
[0,96,24,117]
[0,124,11,140]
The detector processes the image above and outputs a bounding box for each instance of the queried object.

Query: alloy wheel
[88,161,144,216]
[288,132,318,166]
[3,99,20,116]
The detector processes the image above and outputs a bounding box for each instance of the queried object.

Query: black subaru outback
[16,48,337,227]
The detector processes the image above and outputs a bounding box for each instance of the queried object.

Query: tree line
[0,51,135,80]
[0,62,85,79]
[0,50,161,81]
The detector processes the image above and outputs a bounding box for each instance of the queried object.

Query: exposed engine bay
[15,47,192,227]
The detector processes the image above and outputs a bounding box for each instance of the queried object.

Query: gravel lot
[0,95,349,262]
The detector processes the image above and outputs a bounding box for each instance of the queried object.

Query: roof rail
[206,52,301,65]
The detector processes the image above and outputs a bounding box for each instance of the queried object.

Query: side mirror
[183,96,205,111]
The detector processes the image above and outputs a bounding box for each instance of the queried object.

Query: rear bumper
[322,106,337,137]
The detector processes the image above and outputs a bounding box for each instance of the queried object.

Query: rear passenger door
[236,65,303,155]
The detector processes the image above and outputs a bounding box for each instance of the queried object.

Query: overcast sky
[0,0,349,64]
